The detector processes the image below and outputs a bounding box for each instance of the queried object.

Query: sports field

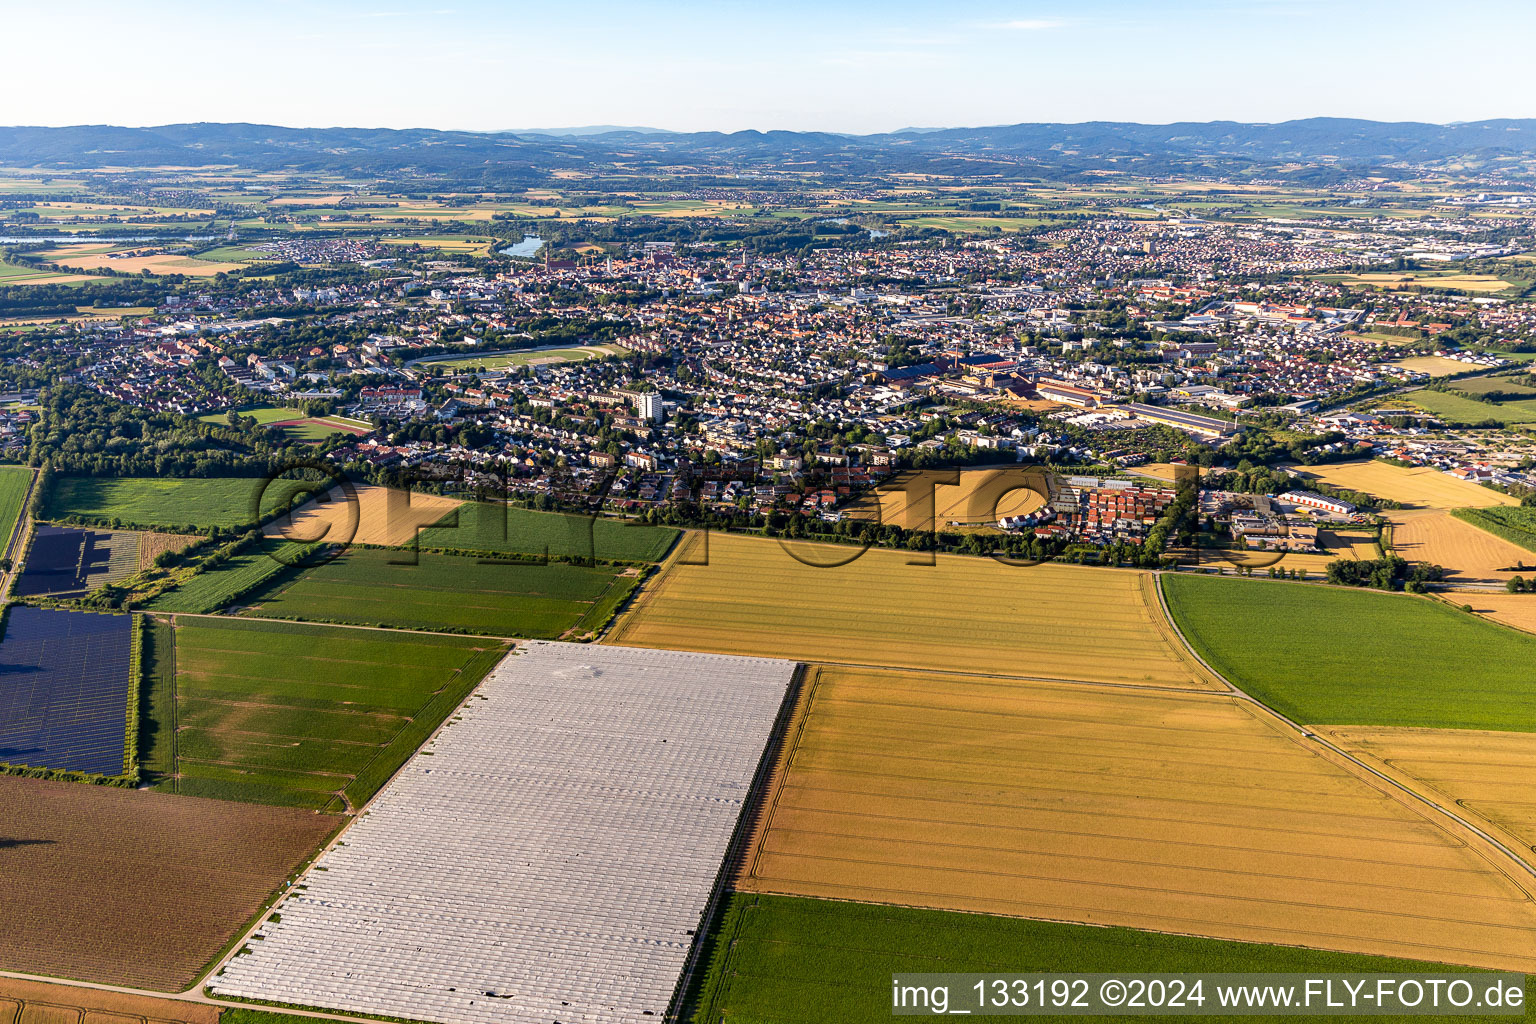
[265,483,463,548]
[42,475,313,530]
[846,467,1050,531]
[157,617,509,809]
[418,343,630,370]
[237,547,638,637]
[733,665,1536,970]
[417,500,679,562]
[0,775,336,990]
[688,894,1528,1024]
[1163,574,1536,730]
[1290,460,1517,510]
[1318,725,1536,857]
[197,405,369,443]
[1386,509,1535,585]
[608,532,1220,688]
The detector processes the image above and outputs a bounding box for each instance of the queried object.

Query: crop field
[1389,356,1474,376]
[1179,528,1379,574]
[236,547,637,637]
[0,464,30,551]
[418,500,679,562]
[147,537,316,614]
[732,665,1536,969]
[1404,389,1536,426]
[609,532,1220,688]
[1317,726,1536,857]
[1386,509,1535,585]
[0,607,134,776]
[159,616,509,809]
[1163,574,1536,730]
[44,246,243,277]
[266,483,463,548]
[1289,459,1517,510]
[1452,373,1536,397]
[1452,505,1536,554]
[14,525,139,596]
[0,775,337,990]
[1462,592,1536,634]
[137,530,201,571]
[688,894,1526,1024]
[845,467,1050,531]
[42,475,313,531]
[0,977,220,1024]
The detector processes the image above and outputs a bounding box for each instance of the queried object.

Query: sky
[1,0,1533,133]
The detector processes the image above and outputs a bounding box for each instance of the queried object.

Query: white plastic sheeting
[209,640,796,1024]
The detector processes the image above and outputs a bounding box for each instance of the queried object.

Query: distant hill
[1,118,1532,182]
[506,125,674,137]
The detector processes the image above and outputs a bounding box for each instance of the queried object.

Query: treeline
[27,384,313,477]
[1325,555,1444,592]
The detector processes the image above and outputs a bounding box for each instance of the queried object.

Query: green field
[1162,574,1536,730]
[41,475,313,531]
[147,538,318,613]
[1403,388,1536,425]
[419,501,678,563]
[157,616,508,810]
[197,405,306,427]
[1450,373,1536,397]
[1451,506,1536,554]
[235,546,638,637]
[688,894,1511,1024]
[0,465,30,552]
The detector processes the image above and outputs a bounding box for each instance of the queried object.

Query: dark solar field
[13,525,131,597]
[0,607,134,775]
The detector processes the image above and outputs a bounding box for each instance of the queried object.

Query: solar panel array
[0,606,134,775]
[209,640,796,1024]
[14,526,127,597]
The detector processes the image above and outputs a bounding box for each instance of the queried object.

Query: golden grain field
[736,667,1536,970]
[1292,460,1517,511]
[1320,725,1536,857]
[1389,356,1479,377]
[1457,592,1536,634]
[607,532,1223,688]
[847,467,1050,531]
[264,484,462,548]
[1387,510,1535,585]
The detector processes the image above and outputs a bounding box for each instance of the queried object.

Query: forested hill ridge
[2,118,1534,183]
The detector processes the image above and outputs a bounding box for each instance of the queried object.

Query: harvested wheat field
[1387,509,1536,585]
[847,467,1050,531]
[736,667,1536,969]
[608,532,1220,688]
[47,250,242,277]
[264,483,462,548]
[136,532,202,573]
[1319,726,1536,857]
[0,979,217,1024]
[1390,356,1477,377]
[1290,460,1516,511]
[0,776,337,990]
[1462,592,1536,634]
